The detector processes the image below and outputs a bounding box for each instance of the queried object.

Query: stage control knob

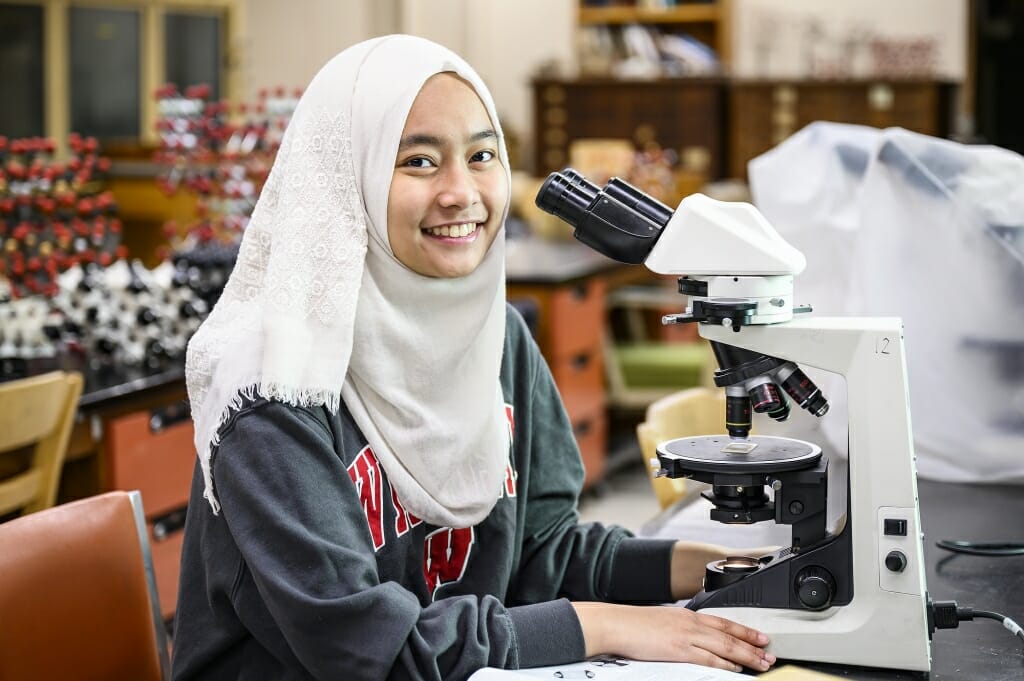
[795,567,836,611]
[885,550,908,573]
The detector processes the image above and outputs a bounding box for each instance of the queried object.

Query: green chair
[604,284,714,413]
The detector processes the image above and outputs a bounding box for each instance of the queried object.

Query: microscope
[535,170,933,672]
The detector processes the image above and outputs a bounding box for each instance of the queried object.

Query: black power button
[885,550,908,573]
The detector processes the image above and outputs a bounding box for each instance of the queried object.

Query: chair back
[0,371,83,516]
[637,387,726,509]
[0,490,171,681]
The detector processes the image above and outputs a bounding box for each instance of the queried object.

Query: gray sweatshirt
[170,305,676,681]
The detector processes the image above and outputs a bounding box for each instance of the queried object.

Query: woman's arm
[571,601,775,673]
[566,541,779,672]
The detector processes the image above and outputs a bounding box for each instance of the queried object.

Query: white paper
[469,656,748,681]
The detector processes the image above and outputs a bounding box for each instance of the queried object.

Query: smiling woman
[170,34,773,681]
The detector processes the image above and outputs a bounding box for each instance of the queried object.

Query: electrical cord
[936,539,1024,557]
[929,599,1024,650]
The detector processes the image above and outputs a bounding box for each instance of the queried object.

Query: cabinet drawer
[551,349,604,421]
[104,404,195,518]
[573,407,608,489]
[549,279,606,359]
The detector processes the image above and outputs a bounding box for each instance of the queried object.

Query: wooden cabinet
[728,79,958,178]
[533,77,957,182]
[532,77,726,178]
[104,404,194,621]
[531,2,731,178]
[508,278,609,489]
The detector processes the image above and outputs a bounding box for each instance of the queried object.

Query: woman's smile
[422,222,481,241]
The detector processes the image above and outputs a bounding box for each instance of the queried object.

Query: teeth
[426,223,478,237]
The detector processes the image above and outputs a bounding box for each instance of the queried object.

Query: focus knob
[885,550,908,573]
[795,566,836,611]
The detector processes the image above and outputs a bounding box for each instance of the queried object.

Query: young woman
[170,35,776,681]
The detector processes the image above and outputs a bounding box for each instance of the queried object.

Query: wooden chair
[0,370,83,517]
[0,490,171,681]
[636,387,726,510]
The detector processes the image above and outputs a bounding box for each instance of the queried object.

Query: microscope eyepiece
[535,170,600,227]
[535,168,670,264]
[603,177,674,227]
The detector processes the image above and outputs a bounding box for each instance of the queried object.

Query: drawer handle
[572,353,591,370]
[574,420,593,438]
[149,400,192,433]
[571,284,588,301]
[152,506,188,542]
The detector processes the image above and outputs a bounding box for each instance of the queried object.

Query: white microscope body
[649,194,932,672]
[535,173,932,672]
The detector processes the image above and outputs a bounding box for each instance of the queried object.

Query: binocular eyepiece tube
[535,168,672,264]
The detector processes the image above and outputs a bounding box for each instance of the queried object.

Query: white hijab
[185,35,510,528]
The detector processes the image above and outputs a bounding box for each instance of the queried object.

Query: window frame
[0,0,241,157]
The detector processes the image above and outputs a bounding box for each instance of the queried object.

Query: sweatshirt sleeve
[505,315,677,606]
[212,401,522,681]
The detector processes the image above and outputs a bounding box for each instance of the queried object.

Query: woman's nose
[437,164,480,208]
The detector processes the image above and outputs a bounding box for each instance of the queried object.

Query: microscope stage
[658,435,822,473]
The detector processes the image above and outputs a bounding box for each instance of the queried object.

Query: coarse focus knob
[795,566,836,611]
[885,550,908,573]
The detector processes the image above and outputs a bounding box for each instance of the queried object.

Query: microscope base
[703,594,931,672]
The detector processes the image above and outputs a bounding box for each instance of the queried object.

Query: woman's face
[387,73,507,278]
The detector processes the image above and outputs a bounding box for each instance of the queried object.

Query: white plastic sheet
[749,123,1024,483]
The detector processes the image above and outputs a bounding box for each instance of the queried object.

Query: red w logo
[346,447,385,550]
[423,527,475,597]
[503,404,517,497]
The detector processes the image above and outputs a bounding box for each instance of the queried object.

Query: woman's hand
[571,602,776,673]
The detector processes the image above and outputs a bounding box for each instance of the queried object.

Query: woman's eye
[471,150,495,163]
[404,156,436,169]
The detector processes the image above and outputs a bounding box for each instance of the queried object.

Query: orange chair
[0,370,83,517]
[0,490,171,681]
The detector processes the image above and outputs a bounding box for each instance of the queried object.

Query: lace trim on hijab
[186,105,366,512]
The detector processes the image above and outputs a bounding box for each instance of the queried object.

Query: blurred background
[1,0,1022,625]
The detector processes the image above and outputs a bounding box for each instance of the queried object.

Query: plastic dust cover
[749,122,1024,483]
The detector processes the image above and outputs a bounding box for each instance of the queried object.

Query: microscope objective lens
[749,382,782,413]
[725,394,752,439]
[780,368,830,418]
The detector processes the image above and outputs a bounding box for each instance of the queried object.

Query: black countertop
[911,480,1023,681]
[1,352,185,409]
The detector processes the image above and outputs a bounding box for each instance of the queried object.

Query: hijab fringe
[199,380,342,514]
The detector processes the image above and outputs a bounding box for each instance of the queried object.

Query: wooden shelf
[578,4,721,26]
[576,1,731,69]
